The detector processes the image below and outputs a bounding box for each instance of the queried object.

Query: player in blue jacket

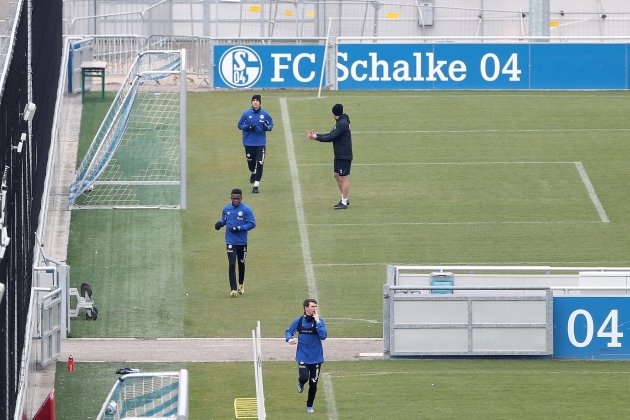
[214,188,256,297]
[285,299,327,414]
[237,94,273,193]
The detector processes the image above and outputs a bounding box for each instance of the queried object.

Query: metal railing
[61,1,630,39]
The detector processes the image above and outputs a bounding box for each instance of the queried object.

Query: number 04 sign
[553,297,630,359]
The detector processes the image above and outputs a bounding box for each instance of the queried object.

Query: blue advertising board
[553,297,630,359]
[530,44,628,89]
[214,45,325,89]
[212,43,630,90]
[337,43,530,90]
[337,43,630,90]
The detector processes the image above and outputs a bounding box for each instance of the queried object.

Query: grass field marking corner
[307,160,608,226]
[280,96,319,300]
[574,161,609,223]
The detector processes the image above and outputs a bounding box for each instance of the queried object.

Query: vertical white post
[317,18,334,98]
[179,48,187,209]
[177,369,189,420]
[253,320,266,419]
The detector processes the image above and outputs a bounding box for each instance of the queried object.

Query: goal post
[96,369,189,420]
[234,321,266,419]
[69,49,187,209]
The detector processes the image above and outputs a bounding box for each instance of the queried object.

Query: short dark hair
[332,103,343,116]
[303,298,317,309]
[231,188,242,196]
[251,94,262,102]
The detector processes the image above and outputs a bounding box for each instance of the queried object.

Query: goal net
[69,49,187,209]
[96,369,189,420]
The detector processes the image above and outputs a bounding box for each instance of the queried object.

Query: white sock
[341,197,348,205]
[254,181,260,187]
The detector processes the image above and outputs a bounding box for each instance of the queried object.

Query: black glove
[214,221,222,230]
[248,124,255,131]
[263,121,271,131]
[230,226,240,233]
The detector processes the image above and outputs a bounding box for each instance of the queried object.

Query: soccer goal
[69,49,187,209]
[96,369,189,420]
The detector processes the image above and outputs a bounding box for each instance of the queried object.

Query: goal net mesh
[69,50,186,209]
[97,370,189,420]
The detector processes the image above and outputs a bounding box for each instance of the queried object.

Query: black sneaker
[333,201,348,210]
[250,173,255,184]
[252,186,259,193]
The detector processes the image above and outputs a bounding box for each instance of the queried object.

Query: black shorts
[334,159,351,176]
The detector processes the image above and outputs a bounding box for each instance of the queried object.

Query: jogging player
[285,299,327,414]
[237,94,273,193]
[214,188,256,297]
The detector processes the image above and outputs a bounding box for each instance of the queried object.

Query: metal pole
[529,0,550,38]
[317,17,333,97]
[179,49,187,209]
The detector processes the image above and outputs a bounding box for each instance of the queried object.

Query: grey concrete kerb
[60,338,384,363]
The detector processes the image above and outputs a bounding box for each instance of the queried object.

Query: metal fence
[62,0,630,39]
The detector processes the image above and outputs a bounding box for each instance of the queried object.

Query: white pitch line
[281,97,319,300]
[353,128,630,134]
[322,373,338,420]
[326,317,381,324]
[329,369,630,378]
[307,221,601,227]
[284,93,630,100]
[300,161,576,166]
[313,260,630,267]
[574,162,610,223]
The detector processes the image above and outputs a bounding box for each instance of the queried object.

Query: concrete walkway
[59,338,384,363]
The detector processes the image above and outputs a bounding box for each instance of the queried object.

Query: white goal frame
[69,49,187,209]
[96,369,189,420]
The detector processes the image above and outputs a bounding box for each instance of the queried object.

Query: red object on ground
[67,355,74,372]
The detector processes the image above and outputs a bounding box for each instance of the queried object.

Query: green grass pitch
[58,91,630,418]
[56,359,630,419]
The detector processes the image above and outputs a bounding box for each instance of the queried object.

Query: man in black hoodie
[305,103,353,209]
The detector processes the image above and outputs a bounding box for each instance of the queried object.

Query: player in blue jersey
[214,188,256,297]
[237,94,273,193]
[285,299,327,414]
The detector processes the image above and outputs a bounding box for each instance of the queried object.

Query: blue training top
[217,202,256,245]
[238,107,274,147]
[285,315,327,364]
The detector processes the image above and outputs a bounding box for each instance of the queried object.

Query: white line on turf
[307,221,601,227]
[322,373,338,420]
[574,161,609,223]
[300,161,577,166]
[326,317,381,324]
[285,93,630,100]
[280,97,319,300]
[311,260,630,266]
[352,128,630,134]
